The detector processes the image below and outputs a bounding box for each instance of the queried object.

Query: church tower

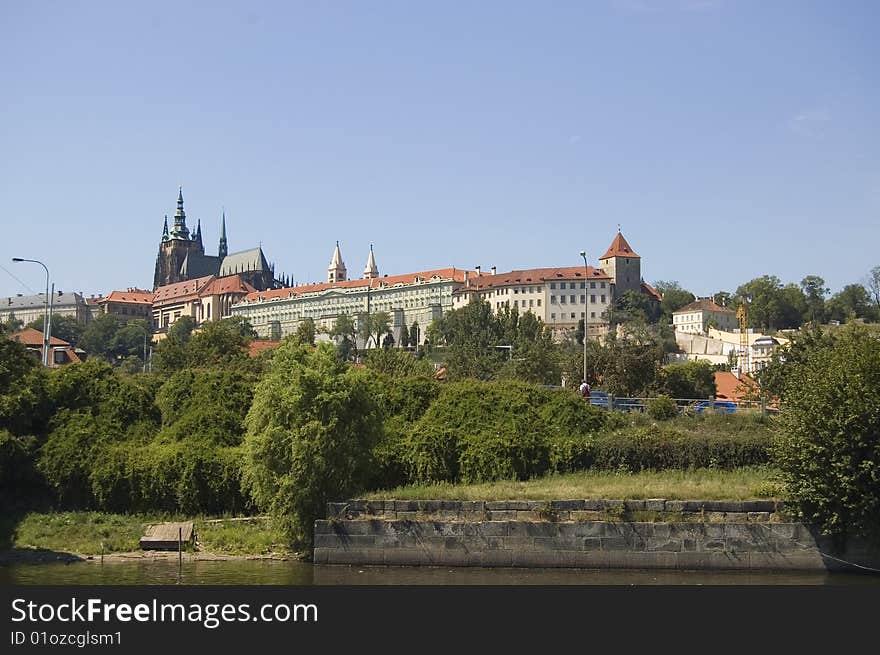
[363,244,379,279]
[327,241,347,283]
[597,229,641,296]
[153,187,206,289]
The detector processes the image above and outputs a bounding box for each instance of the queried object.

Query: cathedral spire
[363,243,379,279]
[218,209,228,258]
[170,186,190,239]
[162,214,169,241]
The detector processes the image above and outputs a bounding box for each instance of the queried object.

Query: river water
[2,560,879,585]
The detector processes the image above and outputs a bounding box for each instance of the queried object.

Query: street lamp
[579,251,588,387]
[12,257,51,367]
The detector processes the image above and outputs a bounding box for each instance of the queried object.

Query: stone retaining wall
[314,499,880,572]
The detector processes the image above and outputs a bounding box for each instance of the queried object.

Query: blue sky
[2,0,878,300]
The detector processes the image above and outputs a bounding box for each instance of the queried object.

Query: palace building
[230,242,472,345]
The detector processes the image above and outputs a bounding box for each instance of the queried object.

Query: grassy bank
[366,466,781,502]
[4,512,294,558]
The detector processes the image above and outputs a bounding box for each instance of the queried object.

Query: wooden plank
[139,521,195,550]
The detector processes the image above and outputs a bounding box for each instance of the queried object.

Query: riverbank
[365,466,780,501]
[0,512,302,563]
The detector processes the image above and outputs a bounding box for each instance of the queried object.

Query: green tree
[772,326,880,542]
[362,348,435,377]
[594,323,665,397]
[735,275,805,330]
[292,318,316,346]
[826,284,876,323]
[428,299,505,380]
[660,361,716,399]
[409,322,420,349]
[358,311,391,350]
[328,313,357,361]
[613,289,653,324]
[800,275,828,325]
[654,280,695,322]
[0,313,24,336]
[26,315,84,348]
[79,314,122,361]
[242,342,382,544]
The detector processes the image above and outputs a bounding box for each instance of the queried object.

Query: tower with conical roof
[363,244,379,279]
[597,228,641,296]
[327,241,347,283]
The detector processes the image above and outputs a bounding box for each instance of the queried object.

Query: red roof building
[8,327,81,367]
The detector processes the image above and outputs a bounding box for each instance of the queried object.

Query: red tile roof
[641,281,662,302]
[99,289,153,305]
[676,298,735,314]
[714,371,758,401]
[242,268,472,303]
[200,275,258,297]
[9,327,71,347]
[458,266,610,292]
[245,339,282,357]
[152,275,214,303]
[600,232,640,260]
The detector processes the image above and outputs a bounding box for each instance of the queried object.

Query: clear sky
[2,0,878,300]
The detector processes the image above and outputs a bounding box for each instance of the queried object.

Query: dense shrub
[90,442,249,514]
[404,381,606,483]
[772,327,880,542]
[660,361,717,399]
[243,343,382,544]
[647,395,678,420]
[362,349,436,378]
[592,423,770,471]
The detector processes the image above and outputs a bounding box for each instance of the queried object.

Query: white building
[452,265,613,339]
[1,291,91,326]
[672,298,737,334]
[230,243,472,344]
[452,231,659,339]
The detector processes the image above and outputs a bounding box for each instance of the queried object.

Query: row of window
[550,295,606,305]
[549,312,597,320]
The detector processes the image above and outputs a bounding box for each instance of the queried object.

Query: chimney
[475,265,481,276]
[491,266,497,276]
[464,270,469,282]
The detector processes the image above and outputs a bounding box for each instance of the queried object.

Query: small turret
[327,241,347,283]
[363,244,379,279]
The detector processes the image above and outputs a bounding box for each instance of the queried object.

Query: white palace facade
[230,243,472,345]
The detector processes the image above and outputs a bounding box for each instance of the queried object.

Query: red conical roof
[600,231,640,259]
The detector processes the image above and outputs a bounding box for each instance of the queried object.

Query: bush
[647,395,678,420]
[772,327,880,542]
[660,361,716,399]
[362,349,436,378]
[242,343,382,545]
[592,424,770,472]
[403,380,551,483]
[90,442,249,514]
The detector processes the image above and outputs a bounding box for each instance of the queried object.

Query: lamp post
[579,251,588,387]
[12,257,51,367]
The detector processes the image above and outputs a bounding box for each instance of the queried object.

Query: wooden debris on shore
[139,521,195,551]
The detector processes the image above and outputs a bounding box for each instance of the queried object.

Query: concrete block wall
[314,499,880,571]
